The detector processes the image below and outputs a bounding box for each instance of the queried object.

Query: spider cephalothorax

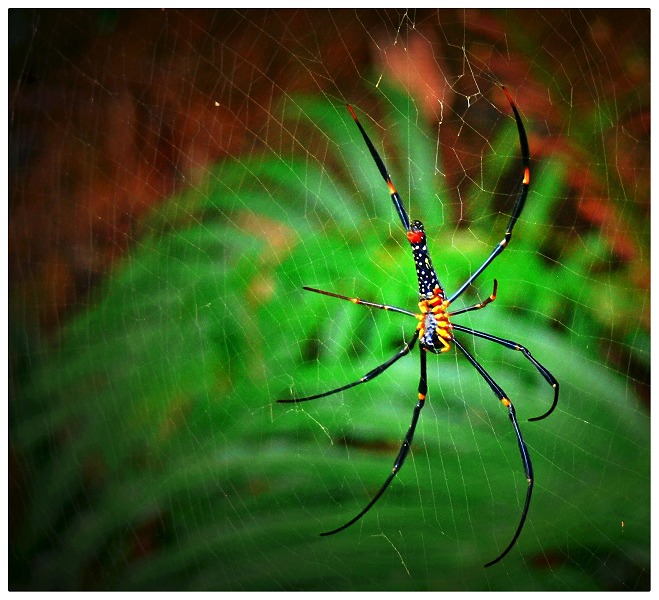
[280,87,558,567]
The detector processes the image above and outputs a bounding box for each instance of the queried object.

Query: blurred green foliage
[10,85,649,590]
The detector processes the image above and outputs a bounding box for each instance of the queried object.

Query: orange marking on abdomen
[407,230,423,244]
[523,167,530,185]
[387,180,397,195]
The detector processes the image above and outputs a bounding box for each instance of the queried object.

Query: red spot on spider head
[407,230,424,244]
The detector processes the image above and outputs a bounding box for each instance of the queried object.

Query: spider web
[9,8,650,591]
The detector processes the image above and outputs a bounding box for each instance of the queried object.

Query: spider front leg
[448,87,530,305]
[452,338,533,568]
[347,104,411,232]
[320,346,429,536]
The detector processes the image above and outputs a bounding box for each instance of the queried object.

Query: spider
[278,87,558,567]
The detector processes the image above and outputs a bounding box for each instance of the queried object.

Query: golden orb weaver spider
[278,86,559,567]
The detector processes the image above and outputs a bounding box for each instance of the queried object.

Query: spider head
[406,220,426,245]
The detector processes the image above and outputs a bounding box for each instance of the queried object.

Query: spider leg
[452,338,533,568]
[320,347,428,536]
[347,104,411,232]
[448,280,498,318]
[452,324,559,421]
[448,87,530,305]
[278,331,419,403]
[302,286,416,318]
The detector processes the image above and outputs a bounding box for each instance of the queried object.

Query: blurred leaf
[10,83,648,591]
